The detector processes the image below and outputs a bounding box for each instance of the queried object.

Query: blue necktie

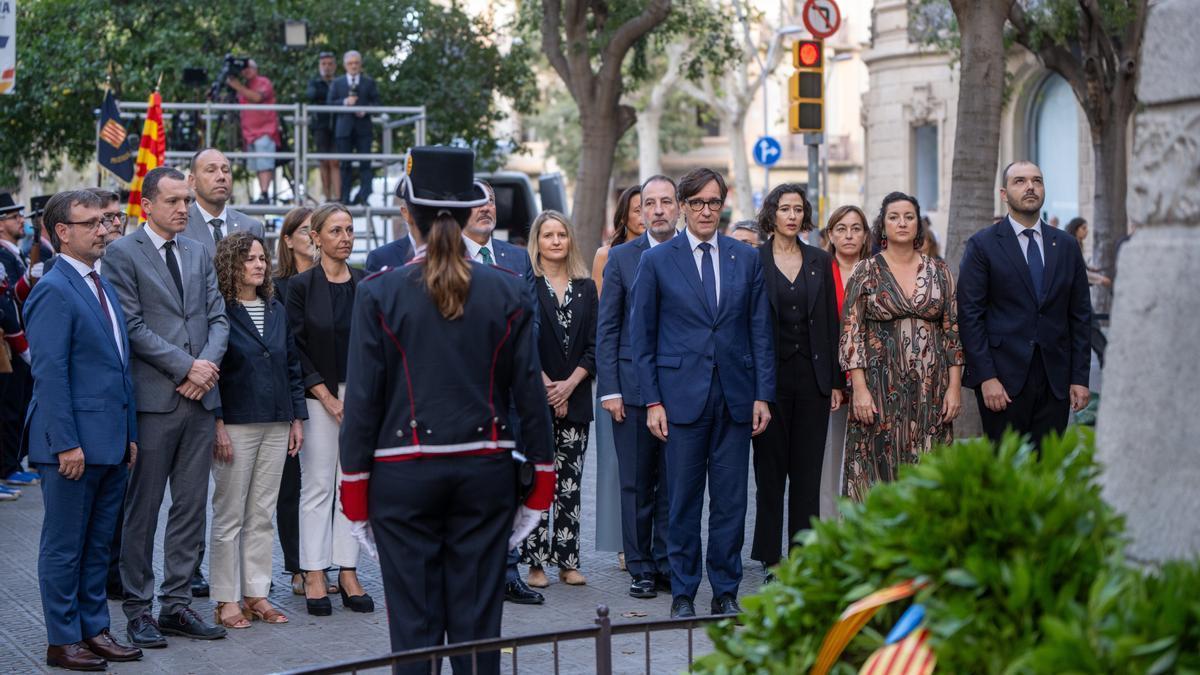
[1023,229,1044,300]
[698,242,717,316]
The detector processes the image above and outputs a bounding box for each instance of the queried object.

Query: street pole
[805,132,822,243]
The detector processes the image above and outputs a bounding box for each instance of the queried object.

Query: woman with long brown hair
[590,184,642,565]
[337,147,555,674]
[272,206,316,595]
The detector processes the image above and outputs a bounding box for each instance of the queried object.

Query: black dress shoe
[670,596,696,618]
[504,579,545,605]
[126,614,167,649]
[158,607,227,640]
[46,642,106,671]
[339,586,376,613]
[84,629,142,662]
[190,571,209,598]
[711,594,743,616]
[629,574,657,599]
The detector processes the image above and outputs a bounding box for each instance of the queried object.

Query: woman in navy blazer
[208,232,307,629]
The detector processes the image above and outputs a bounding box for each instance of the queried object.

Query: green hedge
[695,430,1200,674]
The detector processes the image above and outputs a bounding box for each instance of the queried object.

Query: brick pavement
[0,423,769,674]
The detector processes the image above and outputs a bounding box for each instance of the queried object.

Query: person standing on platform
[307,52,341,201]
[104,167,230,647]
[328,50,380,205]
[958,161,1092,447]
[27,190,143,670]
[595,177,676,599]
[225,60,280,203]
[630,168,774,618]
[339,147,555,675]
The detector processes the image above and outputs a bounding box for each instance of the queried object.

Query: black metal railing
[276,604,730,675]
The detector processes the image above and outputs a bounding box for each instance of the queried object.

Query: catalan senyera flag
[126,91,166,222]
[810,579,927,675]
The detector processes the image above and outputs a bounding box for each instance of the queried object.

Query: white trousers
[299,384,359,570]
[209,422,290,602]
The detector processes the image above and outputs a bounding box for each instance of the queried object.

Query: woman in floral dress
[839,192,963,501]
[521,211,598,586]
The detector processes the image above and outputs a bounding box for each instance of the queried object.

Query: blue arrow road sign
[753,136,782,167]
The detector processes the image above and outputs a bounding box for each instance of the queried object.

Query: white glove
[350,520,378,561]
[508,505,542,551]
[18,349,31,366]
[27,262,44,280]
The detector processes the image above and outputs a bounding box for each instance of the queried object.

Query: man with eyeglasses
[629,167,774,619]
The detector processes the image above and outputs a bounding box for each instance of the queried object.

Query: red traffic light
[794,40,823,68]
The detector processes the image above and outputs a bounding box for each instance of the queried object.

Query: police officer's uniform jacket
[338,257,556,520]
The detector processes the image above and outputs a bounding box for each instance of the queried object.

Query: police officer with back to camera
[338,146,555,675]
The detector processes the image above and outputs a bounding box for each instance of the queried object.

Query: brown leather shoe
[84,628,143,662]
[45,642,106,671]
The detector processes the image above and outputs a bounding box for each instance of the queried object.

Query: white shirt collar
[684,227,717,253]
[59,253,99,279]
[1009,216,1043,239]
[462,234,493,261]
[196,202,228,225]
[143,223,175,250]
[647,232,667,249]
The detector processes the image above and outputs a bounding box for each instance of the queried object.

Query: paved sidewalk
[0,427,768,674]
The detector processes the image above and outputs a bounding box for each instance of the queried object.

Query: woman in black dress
[750,183,844,573]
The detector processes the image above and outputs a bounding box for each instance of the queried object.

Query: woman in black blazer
[285,203,373,616]
[750,184,845,573]
[519,211,597,588]
[208,233,308,628]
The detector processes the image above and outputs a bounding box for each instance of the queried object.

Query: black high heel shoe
[303,571,332,616]
[338,569,375,613]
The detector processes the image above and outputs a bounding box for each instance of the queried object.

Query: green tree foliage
[695,430,1200,673]
[1,0,535,185]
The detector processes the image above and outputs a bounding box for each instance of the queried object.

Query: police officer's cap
[29,196,52,217]
[0,192,23,216]
[398,147,488,209]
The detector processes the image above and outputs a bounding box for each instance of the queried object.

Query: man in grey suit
[185,148,265,259]
[104,167,230,647]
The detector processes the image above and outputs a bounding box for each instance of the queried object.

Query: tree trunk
[1088,104,1132,314]
[726,113,755,221]
[575,110,624,257]
[943,0,1011,272]
[637,108,665,181]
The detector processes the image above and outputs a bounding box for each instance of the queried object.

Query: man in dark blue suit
[25,190,143,670]
[958,160,1092,447]
[630,168,774,618]
[364,185,415,273]
[459,180,544,605]
[596,175,678,599]
[327,50,381,204]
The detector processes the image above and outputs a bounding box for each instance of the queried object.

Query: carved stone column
[1095,0,1200,563]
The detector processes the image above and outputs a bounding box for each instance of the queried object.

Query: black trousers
[751,354,831,566]
[337,133,374,203]
[276,452,302,574]
[0,358,32,477]
[977,347,1070,449]
[370,455,515,675]
[611,405,670,578]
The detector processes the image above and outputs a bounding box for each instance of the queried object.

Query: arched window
[1029,74,1081,224]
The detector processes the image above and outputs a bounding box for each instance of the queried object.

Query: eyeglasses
[62,219,110,231]
[685,198,724,213]
[101,213,129,228]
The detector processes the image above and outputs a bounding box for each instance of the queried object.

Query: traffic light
[789,39,824,133]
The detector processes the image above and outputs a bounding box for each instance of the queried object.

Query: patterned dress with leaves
[521,278,591,570]
[838,254,964,501]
